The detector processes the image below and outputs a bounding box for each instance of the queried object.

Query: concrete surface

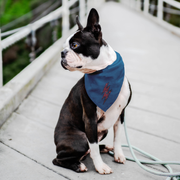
[1,1,180,180]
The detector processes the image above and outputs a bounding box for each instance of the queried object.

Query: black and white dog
[53,8,132,174]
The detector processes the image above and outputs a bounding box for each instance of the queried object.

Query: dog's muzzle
[61,59,68,70]
[60,49,83,70]
[61,49,68,58]
[61,50,68,70]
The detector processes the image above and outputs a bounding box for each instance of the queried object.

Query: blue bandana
[84,51,125,112]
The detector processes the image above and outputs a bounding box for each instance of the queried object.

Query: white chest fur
[97,76,130,133]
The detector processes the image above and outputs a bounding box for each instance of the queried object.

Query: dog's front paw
[114,151,126,164]
[95,162,113,174]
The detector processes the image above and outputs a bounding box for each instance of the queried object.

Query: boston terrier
[53,8,132,174]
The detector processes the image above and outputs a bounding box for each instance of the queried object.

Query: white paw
[114,152,126,164]
[79,163,88,172]
[95,162,113,174]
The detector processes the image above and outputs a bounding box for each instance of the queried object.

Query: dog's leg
[54,122,89,172]
[85,118,113,174]
[88,143,113,174]
[82,92,113,174]
[53,158,88,172]
[113,110,126,164]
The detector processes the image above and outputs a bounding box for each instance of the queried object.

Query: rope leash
[108,118,180,180]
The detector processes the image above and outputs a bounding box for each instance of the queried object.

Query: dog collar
[84,51,125,112]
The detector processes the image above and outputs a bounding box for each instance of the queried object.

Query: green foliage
[30,0,49,9]
[169,14,180,27]
[3,39,30,84]
[0,0,31,26]
[1,0,57,85]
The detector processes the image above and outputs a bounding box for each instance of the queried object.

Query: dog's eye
[71,42,79,49]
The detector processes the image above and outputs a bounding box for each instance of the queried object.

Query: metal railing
[0,0,105,88]
[120,0,180,36]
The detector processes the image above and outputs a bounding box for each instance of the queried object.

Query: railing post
[79,0,85,22]
[157,0,163,21]
[0,30,3,87]
[136,0,142,11]
[62,0,69,37]
[144,0,149,15]
[51,19,58,42]
[29,30,37,62]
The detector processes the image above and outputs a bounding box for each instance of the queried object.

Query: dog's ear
[86,8,101,39]
[76,16,83,31]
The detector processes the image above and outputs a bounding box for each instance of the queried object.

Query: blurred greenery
[0,0,30,26]
[0,0,51,26]
[3,39,30,84]
[1,0,62,85]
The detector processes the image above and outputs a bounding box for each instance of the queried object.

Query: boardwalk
[1,1,180,179]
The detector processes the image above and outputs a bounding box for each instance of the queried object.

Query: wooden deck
[0,2,180,179]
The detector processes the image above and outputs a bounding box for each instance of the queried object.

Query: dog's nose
[61,49,68,58]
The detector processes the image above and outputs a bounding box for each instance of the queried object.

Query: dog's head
[61,8,116,74]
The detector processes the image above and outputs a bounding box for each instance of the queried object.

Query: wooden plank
[0,143,67,180]
[0,113,172,180]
